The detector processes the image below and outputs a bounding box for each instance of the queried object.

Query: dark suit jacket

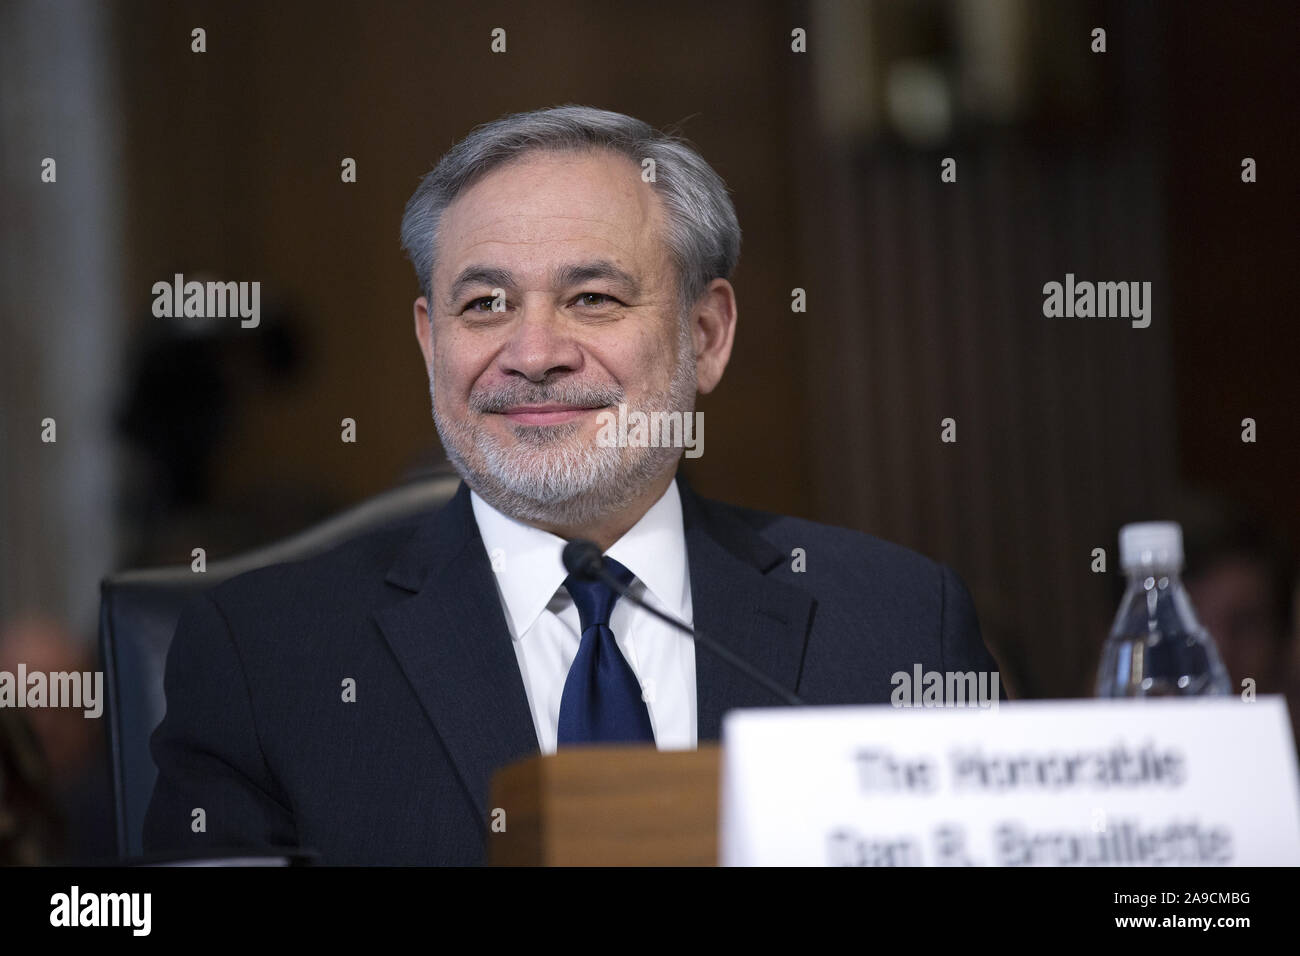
[143,475,1000,864]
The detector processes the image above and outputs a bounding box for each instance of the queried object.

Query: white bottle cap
[1119,521,1184,571]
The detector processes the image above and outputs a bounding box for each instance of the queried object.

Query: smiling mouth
[496,404,605,426]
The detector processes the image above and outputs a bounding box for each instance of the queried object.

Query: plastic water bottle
[1096,521,1233,697]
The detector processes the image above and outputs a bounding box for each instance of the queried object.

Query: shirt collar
[469,479,689,640]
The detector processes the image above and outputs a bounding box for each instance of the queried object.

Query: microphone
[561,539,805,707]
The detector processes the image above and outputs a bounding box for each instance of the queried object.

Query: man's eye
[574,292,617,307]
[465,297,499,312]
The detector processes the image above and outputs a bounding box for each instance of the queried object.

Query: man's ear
[414,296,434,370]
[691,278,737,395]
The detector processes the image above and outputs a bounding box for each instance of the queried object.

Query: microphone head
[561,539,605,581]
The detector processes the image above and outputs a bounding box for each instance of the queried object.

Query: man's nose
[497,295,583,381]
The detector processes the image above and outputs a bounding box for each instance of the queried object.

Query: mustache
[470,380,625,414]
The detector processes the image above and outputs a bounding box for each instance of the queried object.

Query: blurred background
[1,0,1296,862]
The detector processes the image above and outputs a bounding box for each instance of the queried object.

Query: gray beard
[431,328,698,528]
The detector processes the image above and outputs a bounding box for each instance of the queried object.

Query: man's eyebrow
[445,260,642,307]
[551,261,641,297]
[446,266,515,306]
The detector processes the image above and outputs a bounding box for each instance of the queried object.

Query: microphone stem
[596,569,805,707]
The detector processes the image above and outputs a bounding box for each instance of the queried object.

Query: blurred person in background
[0,699,63,864]
[1180,497,1300,748]
[0,617,113,862]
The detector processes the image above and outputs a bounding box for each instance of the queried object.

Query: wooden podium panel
[488,744,721,866]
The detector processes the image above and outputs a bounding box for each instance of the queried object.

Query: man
[144,105,1000,865]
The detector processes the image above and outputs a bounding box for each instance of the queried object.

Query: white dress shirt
[470,481,697,754]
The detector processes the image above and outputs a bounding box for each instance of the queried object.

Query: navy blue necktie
[557,556,655,745]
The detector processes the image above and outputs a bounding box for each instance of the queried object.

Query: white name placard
[720,696,1300,866]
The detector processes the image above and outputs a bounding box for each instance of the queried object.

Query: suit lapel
[371,474,816,818]
[372,482,538,828]
[677,476,815,740]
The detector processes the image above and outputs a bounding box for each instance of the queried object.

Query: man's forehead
[434,150,666,286]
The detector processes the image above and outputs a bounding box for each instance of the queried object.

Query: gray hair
[399,105,740,316]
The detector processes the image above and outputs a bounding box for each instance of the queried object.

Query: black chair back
[98,472,461,859]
